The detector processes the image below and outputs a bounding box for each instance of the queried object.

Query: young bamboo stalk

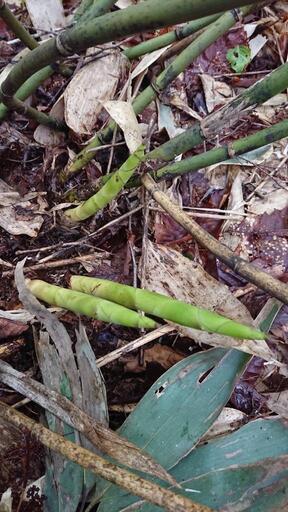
[0,0,260,106]
[141,174,288,305]
[0,66,53,120]
[125,118,288,187]
[64,144,144,221]
[70,276,266,340]
[0,0,38,49]
[63,5,253,180]
[124,12,222,60]
[27,279,157,329]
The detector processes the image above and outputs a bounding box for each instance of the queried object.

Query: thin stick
[142,174,288,305]
[0,339,26,359]
[0,402,211,512]
[2,254,102,277]
[97,325,174,367]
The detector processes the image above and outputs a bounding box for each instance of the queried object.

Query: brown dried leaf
[103,100,142,153]
[0,179,44,237]
[26,0,66,34]
[64,47,127,134]
[0,318,28,339]
[123,344,184,373]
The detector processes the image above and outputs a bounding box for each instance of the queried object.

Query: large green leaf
[97,347,251,511]
[141,418,288,511]
[99,419,288,511]
[97,302,281,511]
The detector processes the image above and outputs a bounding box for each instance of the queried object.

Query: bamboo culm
[27,279,157,330]
[126,118,288,186]
[0,0,260,105]
[64,145,144,221]
[0,11,221,122]
[70,276,266,340]
[63,6,252,179]
[124,12,222,60]
[0,0,115,121]
[0,1,38,49]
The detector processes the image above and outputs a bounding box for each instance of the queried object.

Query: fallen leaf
[249,34,268,60]
[0,488,12,512]
[141,241,280,362]
[0,179,44,237]
[158,103,185,139]
[201,73,233,113]
[26,0,66,34]
[64,46,126,134]
[131,46,170,80]
[0,318,28,339]
[34,96,66,146]
[265,389,288,419]
[122,344,184,373]
[201,407,247,442]
[103,100,142,153]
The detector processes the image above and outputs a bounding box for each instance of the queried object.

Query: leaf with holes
[227,44,251,73]
[96,300,279,511]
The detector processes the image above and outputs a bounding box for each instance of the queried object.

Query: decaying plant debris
[0,0,288,511]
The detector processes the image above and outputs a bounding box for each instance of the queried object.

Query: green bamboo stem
[0,0,38,49]
[63,5,253,180]
[147,62,288,162]
[142,173,288,305]
[27,279,157,329]
[1,94,67,129]
[0,66,53,120]
[74,0,117,23]
[65,144,144,221]
[70,276,266,340]
[0,0,259,107]
[0,0,115,122]
[126,119,288,186]
[124,12,222,60]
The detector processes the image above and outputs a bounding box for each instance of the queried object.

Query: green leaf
[227,45,251,73]
[97,301,280,511]
[97,347,250,511]
[141,419,288,511]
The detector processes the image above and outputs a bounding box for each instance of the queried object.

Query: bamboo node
[231,8,242,23]
[227,143,236,158]
[0,83,12,100]
[150,79,161,97]
[56,34,73,57]
[174,26,183,41]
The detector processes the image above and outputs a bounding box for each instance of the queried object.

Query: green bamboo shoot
[64,144,144,222]
[27,279,156,330]
[70,276,266,340]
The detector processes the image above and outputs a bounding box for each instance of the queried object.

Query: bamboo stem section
[63,5,253,179]
[0,0,260,106]
[0,0,38,49]
[0,402,211,512]
[141,174,288,305]
[126,119,288,187]
[124,12,222,60]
